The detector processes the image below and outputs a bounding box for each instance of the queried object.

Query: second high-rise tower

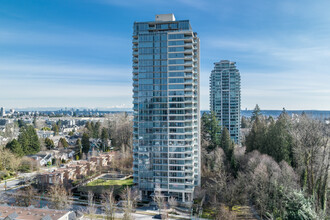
[210,60,241,144]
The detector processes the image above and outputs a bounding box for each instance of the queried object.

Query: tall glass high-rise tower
[132,14,200,203]
[210,60,241,144]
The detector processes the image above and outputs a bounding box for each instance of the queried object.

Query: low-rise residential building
[36,170,64,186]
[64,168,77,182]
[28,153,53,166]
[35,152,114,187]
[0,205,76,220]
[37,130,53,139]
[28,149,75,166]
[90,155,107,167]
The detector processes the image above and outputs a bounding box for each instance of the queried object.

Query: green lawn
[87,178,133,187]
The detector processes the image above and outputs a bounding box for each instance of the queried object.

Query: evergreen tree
[58,138,69,148]
[45,137,55,149]
[82,133,90,154]
[266,115,275,125]
[264,110,293,164]
[33,117,37,128]
[93,121,101,138]
[6,139,24,156]
[75,138,82,158]
[52,123,59,135]
[220,126,231,153]
[18,125,40,155]
[251,104,261,121]
[241,116,249,128]
[17,119,26,128]
[56,120,62,128]
[246,108,293,165]
[85,121,93,136]
[245,117,267,153]
[201,112,221,151]
[101,127,109,151]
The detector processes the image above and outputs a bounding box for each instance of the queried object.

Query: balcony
[184,43,192,48]
[184,72,193,78]
[184,55,193,60]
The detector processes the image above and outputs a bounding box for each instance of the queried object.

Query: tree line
[75,113,133,162]
[199,105,330,219]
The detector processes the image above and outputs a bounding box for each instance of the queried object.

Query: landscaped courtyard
[87,177,133,187]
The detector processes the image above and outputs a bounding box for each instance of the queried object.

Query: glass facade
[210,60,241,144]
[133,14,200,203]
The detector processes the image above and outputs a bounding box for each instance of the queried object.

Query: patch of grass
[232,205,244,214]
[201,208,216,219]
[87,178,133,187]
[0,171,16,181]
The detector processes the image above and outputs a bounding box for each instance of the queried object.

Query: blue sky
[0,0,330,110]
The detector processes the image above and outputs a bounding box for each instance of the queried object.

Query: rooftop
[155,14,176,22]
[0,205,74,220]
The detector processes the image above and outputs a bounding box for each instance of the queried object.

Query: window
[169,53,184,58]
[169,72,184,77]
[169,66,184,71]
[169,47,184,52]
[169,59,184,64]
[169,84,184,90]
[178,21,190,30]
[169,91,184,96]
[169,78,184,83]
[170,23,178,29]
[168,34,184,39]
[139,34,153,42]
[169,40,184,46]
[160,24,168,29]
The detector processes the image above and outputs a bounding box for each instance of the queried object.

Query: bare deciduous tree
[14,186,37,207]
[121,186,138,220]
[107,113,133,152]
[102,188,117,220]
[215,204,237,220]
[168,196,177,212]
[153,184,167,219]
[291,115,330,212]
[87,191,96,220]
[0,146,20,172]
[48,184,72,210]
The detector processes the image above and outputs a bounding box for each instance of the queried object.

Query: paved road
[81,212,180,220]
[0,172,36,191]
